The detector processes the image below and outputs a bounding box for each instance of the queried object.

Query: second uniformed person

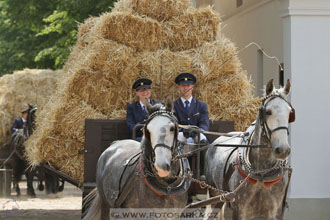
[173,72,209,144]
[126,78,157,142]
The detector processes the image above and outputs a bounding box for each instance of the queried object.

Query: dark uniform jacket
[126,100,156,140]
[11,117,25,133]
[173,98,209,131]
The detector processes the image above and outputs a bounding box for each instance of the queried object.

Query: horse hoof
[58,185,64,192]
[38,184,45,191]
[27,191,36,198]
[29,194,37,198]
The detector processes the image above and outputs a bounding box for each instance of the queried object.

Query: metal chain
[190,177,226,195]
[139,167,228,196]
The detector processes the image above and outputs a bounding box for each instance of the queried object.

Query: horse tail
[82,188,101,220]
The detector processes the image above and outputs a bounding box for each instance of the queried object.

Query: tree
[0,0,116,76]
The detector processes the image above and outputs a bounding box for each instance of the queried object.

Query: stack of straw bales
[0,69,66,147]
[26,0,261,184]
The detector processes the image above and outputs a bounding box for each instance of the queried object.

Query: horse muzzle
[274,145,291,160]
[155,163,171,177]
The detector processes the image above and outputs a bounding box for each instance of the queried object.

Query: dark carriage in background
[82,119,234,198]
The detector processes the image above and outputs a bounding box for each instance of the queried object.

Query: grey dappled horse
[205,79,294,220]
[82,102,191,220]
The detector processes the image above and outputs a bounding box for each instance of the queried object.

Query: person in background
[173,72,210,144]
[126,78,157,142]
[11,108,28,133]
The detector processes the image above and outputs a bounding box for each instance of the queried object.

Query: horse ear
[165,97,173,112]
[284,79,291,96]
[266,79,274,96]
[145,98,151,114]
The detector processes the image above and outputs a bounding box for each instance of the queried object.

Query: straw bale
[26,0,261,183]
[77,16,99,47]
[133,0,191,21]
[112,0,136,14]
[112,0,191,21]
[0,69,66,146]
[65,40,137,115]
[25,96,107,183]
[162,6,220,51]
[192,38,242,78]
[98,12,162,51]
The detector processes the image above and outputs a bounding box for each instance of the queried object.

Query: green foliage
[0,0,116,76]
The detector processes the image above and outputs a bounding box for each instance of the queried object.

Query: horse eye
[266,110,272,115]
[170,127,175,132]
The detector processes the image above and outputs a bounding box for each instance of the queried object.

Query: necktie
[184,100,190,113]
[142,106,147,115]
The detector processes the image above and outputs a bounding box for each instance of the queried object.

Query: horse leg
[12,157,24,197]
[205,189,224,220]
[58,179,65,192]
[26,171,36,197]
[12,171,21,196]
[14,180,21,197]
[101,200,110,220]
[36,168,45,191]
[232,209,250,220]
[219,202,226,220]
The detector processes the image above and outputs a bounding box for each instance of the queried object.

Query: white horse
[205,79,294,220]
[82,102,191,220]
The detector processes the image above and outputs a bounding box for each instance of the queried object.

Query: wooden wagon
[82,119,234,199]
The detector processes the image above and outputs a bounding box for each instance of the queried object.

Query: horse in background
[82,101,191,220]
[205,79,294,220]
[9,104,64,197]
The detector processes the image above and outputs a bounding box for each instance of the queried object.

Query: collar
[180,96,193,105]
[236,148,285,188]
[22,118,27,123]
[138,156,165,196]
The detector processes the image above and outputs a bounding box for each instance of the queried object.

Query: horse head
[26,104,37,137]
[254,79,294,161]
[143,99,178,178]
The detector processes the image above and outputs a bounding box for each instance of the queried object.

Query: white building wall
[281,0,330,198]
[214,0,284,96]
[195,0,330,201]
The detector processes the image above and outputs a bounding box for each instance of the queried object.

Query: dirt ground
[0,182,82,220]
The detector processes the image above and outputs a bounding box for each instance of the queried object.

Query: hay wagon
[82,119,234,199]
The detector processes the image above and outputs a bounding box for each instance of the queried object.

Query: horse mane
[147,102,165,116]
[262,86,288,100]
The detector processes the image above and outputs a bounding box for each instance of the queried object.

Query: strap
[138,157,165,196]
[114,170,139,208]
[115,153,140,208]
[223,163,235,192]
[281,168,292,214]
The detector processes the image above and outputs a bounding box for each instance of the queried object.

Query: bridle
[258,94,295,143]
[138,109,192,196]
[143,109,179,159]
[25,105,37,138]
